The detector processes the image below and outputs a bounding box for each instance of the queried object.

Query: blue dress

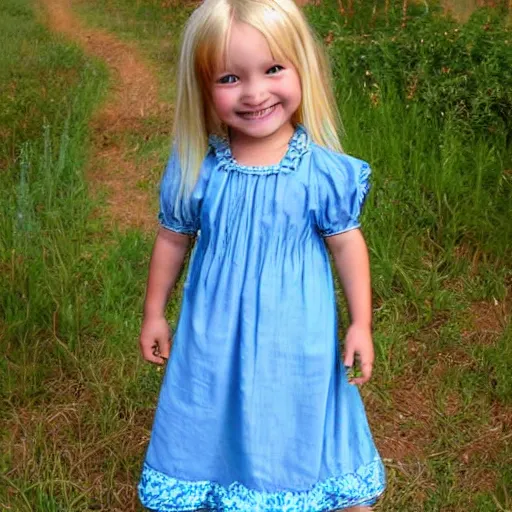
[139,125,386,511]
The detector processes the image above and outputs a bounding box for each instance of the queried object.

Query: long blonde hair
[174,0,342,197]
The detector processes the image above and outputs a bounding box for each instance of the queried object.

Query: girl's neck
[229,123,295,167]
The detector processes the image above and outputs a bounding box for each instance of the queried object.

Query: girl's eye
[218,75,238,84]
[267,65,284,75]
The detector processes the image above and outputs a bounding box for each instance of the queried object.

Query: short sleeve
[158,150,199,235]
[315,155,371,237]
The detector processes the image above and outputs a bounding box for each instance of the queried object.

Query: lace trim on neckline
[208,125,310,175]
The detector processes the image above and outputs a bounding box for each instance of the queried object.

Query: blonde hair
[174,0,342,196]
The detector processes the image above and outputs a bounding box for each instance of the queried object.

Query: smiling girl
[138,0,386,510]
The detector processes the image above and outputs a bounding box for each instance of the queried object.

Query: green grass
[1,0,511,510]
[0,0,156,510]
[74,0,194,105]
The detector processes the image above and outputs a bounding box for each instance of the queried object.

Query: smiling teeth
[240,105,276,119]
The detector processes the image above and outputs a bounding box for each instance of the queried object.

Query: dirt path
[40,0,165,231]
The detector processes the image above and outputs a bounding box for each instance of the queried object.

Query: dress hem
[138,458,386,512]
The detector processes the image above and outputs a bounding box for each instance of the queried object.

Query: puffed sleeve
[158,150,199,235]
[314,153,371,237]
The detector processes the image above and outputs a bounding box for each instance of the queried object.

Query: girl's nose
[241,80,268,105]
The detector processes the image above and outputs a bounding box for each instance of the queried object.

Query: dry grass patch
[3,356,151,511]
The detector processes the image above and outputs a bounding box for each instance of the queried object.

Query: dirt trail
[40,0,165,231]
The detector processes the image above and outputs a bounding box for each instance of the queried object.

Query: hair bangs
[194,13,231,90]
[235,4,299,69]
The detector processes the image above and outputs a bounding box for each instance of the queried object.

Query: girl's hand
[343,324,374,385]
[140,315,171,365]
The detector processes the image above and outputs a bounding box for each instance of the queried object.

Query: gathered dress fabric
[138,125,386,511]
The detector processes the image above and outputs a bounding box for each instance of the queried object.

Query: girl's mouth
[238,104,278,120]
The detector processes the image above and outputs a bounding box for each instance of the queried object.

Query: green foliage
[0,0,93,167]
[478,324,512,403]
[306,2,512,306]
[0,1,169,507]
[73,0,193,102]
[324,7,512,139]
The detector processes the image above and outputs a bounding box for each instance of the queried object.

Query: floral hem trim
[138,458,385,512]
[208,125,310,175]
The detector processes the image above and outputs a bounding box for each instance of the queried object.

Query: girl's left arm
[326,228,374,385]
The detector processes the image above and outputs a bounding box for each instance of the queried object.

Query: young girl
[138,0,386,510]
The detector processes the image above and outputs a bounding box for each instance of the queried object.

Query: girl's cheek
[212,89,235,117]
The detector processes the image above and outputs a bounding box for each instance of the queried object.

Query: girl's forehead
[226,23,272,60]
[219,20,285,69]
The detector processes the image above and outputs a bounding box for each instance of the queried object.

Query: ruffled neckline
[208,125,310,175]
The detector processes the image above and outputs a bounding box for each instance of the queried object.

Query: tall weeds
[308,2,511,303]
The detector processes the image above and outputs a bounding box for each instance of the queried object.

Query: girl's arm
[325,228,374,385]
[139,227,190,364]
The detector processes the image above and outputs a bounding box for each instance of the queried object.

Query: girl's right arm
[139,227,191,364]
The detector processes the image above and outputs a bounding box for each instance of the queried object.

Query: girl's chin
[232,124,288,141]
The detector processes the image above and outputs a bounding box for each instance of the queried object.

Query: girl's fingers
[148,339,170,365]
[145,353,166,365]
[346,357,373,385]
[140,322,171,364]
[139,337,168,365]
[343,346,355,368]
[350,362,373,385]
[160,337,171,359]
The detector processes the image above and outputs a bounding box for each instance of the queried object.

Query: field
[1,0,511,510]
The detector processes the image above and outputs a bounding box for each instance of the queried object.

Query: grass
[73,0,193,105]
[0,0,156,510]
[1,0,511,510]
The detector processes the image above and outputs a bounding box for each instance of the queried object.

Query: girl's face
[211,21,302,144]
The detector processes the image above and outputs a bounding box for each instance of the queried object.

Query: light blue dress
[138,125,386,511]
